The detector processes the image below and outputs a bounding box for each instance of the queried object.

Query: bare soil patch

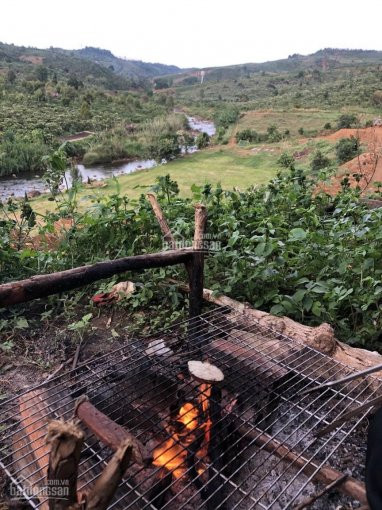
[319,127,382,195]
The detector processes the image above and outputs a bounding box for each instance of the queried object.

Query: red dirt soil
[318,127,382,195]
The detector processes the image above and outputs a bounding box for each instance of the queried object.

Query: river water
[0,116,215,200]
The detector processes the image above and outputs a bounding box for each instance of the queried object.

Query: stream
[0,115,215,200]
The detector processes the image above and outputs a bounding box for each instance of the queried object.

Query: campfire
[152,382,212,480]
[0,307,376,509]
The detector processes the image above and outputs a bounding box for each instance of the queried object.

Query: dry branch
[146,193,176,248]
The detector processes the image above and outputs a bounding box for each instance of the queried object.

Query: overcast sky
[1,0,382,68]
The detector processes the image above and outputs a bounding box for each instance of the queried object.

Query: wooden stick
[293,474,348,509]
[0,249,192,307]
[238,425,367,505]
[80,439,133,510]
[146,193,176,248]
[74,396,151,465]
[46,420,84,510]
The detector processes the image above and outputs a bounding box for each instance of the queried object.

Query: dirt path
[61,131,95,142]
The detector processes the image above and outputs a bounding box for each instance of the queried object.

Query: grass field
[31,146,281,214]
[30,107,370,215]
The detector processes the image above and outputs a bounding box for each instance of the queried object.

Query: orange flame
[153,383,212,479]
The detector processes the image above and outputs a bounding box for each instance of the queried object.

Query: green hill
[170,48,382,110]
[73,46,182,79]
[0,42,132,90]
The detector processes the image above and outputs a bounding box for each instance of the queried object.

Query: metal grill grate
[0,306,379,509]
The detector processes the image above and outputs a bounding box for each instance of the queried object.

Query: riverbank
[29,146,279,214]
[0,115,214,200]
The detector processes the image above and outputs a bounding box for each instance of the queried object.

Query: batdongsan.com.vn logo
[10,477,70,501]
[162,232,222,253]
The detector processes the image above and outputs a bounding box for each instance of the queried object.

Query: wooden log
[80,439,133,510]
[46,420,84,510]
[74,397,151,466]
[238,424,368,506]
[146,193,176,248]
[171,280,382,382]
[0,249,192,307]
[12,390,53,510]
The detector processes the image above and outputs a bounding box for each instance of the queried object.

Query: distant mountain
[0,42,133,90]
[171,48,382,84]
[73,46,182,79]
[0,42,183,91]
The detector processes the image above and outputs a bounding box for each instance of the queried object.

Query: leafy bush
[324,122,331,130]
[235,129,259,143]
[267,125,282,142]
[196,132,210,149]
[336,136,360,163]
[277,152,295,169]
[311,150,331,171]
[337,114,358,129]
[213,105,239,129]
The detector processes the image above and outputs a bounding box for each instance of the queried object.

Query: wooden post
[145,195,207,328]
[188,204,207,348]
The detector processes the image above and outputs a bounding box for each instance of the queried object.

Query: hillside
[0,42,182,88]
[170,48,382,110]
[173,48,382,82]
[73,46,182,79]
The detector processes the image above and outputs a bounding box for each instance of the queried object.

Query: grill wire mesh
[0,306,379,509]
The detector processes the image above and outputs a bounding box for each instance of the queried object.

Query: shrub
[298,127,304,135]
[214,106,239,129]
[324,122,331,130]
[196,132,210,149]
[336,136,360,163]
[372,90,382,105]
[235,129,259,143]
[267,125,282,143]
[311,150,331,171]
[337,114,358,129]
[277,152,295,169]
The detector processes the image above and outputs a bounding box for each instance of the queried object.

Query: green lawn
[32,147,279,213]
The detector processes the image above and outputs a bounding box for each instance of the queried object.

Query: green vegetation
[336,136,361,163]
[4,43,382,360]
[3,165,382,349]
[311,150,331,171]
[337,113,359,129]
